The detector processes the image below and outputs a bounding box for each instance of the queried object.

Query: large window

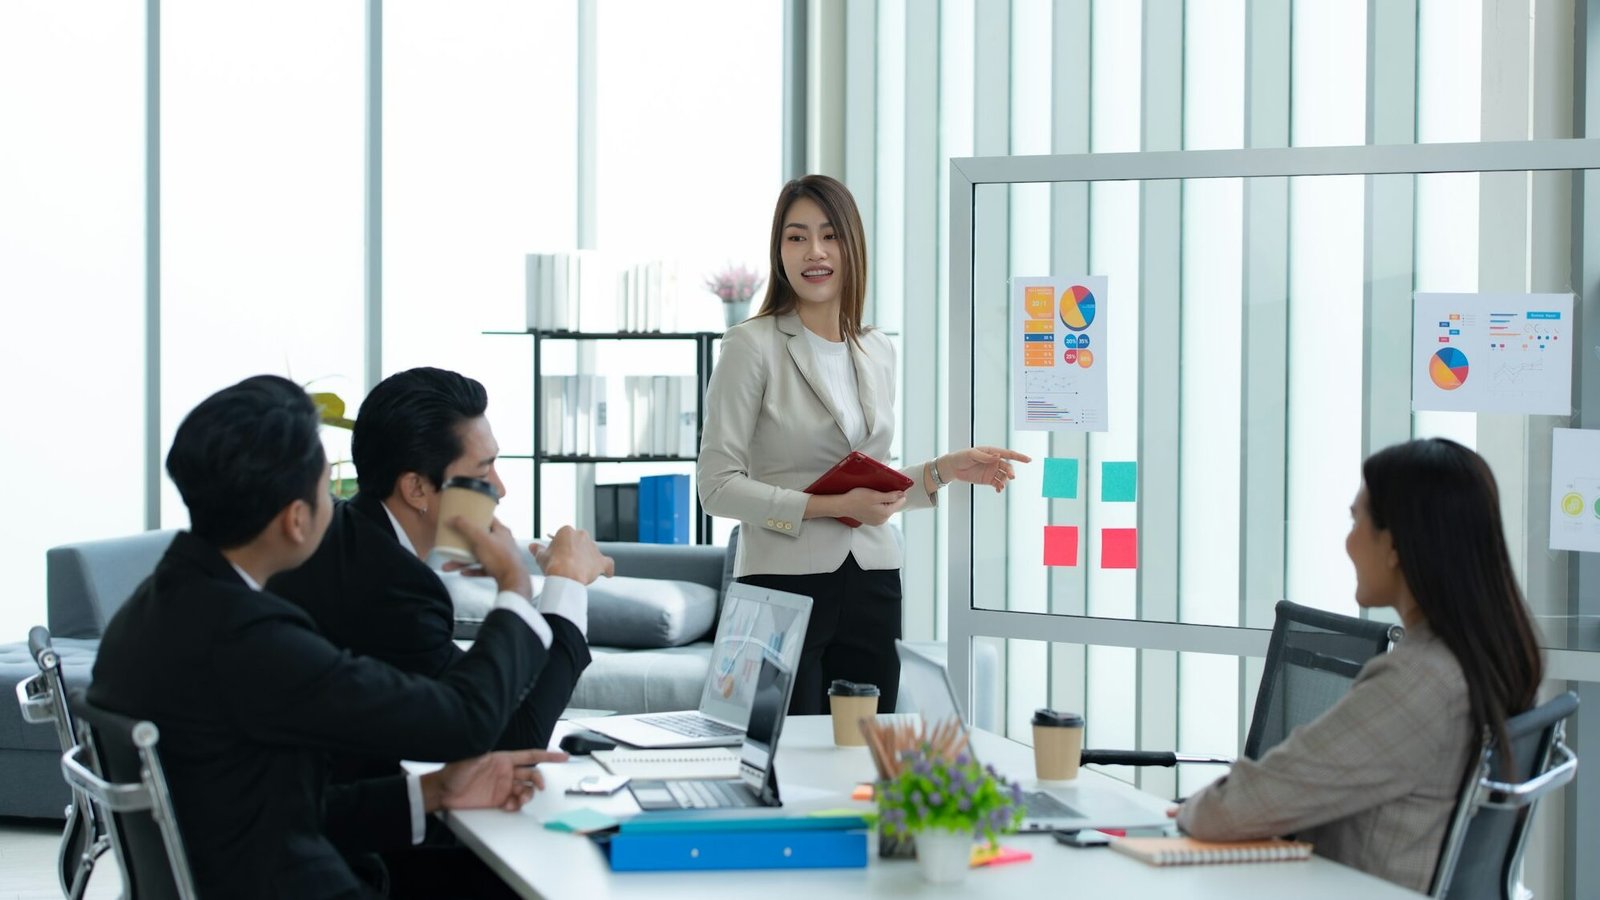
[0,3,144,639]
[159,0,365,528]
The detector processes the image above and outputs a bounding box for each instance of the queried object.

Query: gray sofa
[1,528,996,820]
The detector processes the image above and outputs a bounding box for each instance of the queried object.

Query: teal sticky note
[544,807,620,834]
[1042,457,1079,499]
[1101,461,1138,503]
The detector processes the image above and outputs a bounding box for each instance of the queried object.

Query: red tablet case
[803,451,916,528]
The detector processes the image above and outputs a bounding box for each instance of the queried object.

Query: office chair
[1081,600,1403,769]
[14,626,109,900]
[1430,691,1580,900]
[60,687,199,900]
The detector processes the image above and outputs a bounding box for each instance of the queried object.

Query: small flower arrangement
[876,744,1025,846]
[704,263,764,304]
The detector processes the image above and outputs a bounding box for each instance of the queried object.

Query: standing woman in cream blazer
[698,174,1030,715]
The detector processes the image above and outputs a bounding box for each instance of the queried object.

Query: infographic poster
[1411,293,1574,415]
[1013,276,1109,431]
[1550,428,1600,554]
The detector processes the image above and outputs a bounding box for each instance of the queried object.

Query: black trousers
[739,554,902,715]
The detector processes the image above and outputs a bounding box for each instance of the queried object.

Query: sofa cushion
[48,530,177,638]
[718,525,740,609]
[586,577,717,648]
[567,643,712,715]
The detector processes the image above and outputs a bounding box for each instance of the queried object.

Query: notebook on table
[1111,836,1313,866]
[592,748,740,780]
[573,584,811,748]
[895,640,1173,833]
[804,451,915,527]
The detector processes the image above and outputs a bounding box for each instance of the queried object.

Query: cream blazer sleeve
[697,313,934,579]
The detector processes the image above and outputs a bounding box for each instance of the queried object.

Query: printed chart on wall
[1549,428,1600,554]
[1411,293,1574,415]
[1013,276,1109,431]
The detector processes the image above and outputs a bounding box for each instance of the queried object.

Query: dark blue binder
[603,828,867,871]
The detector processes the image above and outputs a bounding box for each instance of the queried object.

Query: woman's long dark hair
[1362,438,1542,769]
[755,174,869,346]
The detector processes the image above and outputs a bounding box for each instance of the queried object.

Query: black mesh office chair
[1081,600,1403,769]
[61,687,198,900]
[1430,691,1580,900]
[14,627,109,900]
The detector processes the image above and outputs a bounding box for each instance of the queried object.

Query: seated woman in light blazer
[697,174,1029,715]
[1176,438,1543,892]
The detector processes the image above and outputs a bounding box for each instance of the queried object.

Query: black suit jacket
[89,532,555,900]
[268,492,590,783]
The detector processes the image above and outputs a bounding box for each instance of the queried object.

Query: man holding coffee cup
[269,367,612,898]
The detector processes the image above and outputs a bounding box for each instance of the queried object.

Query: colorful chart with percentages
[1014,276,1109,432]
[1429,347,1470,390]
[1412,293,1573,415]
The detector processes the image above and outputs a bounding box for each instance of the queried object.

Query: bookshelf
[489,329,721,544]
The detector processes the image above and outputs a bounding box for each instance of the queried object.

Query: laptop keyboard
[666,779,759,809]
[636,712,744,739]
[1022,791,1083,820]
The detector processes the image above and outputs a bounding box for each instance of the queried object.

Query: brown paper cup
[434,482,499,563]
[829,694,879,746]
[1032,723,1084,781]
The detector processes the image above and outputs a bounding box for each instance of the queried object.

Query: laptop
[895,640,1171,833]
[627,655,794,811]
[573,584,812,748]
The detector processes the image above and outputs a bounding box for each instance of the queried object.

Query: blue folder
[603,828,868,871]
[638,474,690,544]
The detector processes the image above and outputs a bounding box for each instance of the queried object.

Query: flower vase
[877,826,916,860]
[912,829,974,884]
[723,301,749,329]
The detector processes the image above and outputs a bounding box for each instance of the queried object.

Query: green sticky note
[1042,457,1079,499]
[543,807,619,834]
[1101,461,1138,503]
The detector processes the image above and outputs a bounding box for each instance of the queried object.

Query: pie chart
[1060,285,1096,332]
[1429,347,1469,390]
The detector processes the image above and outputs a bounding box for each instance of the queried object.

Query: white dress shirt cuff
[535,576,588,638]
[406,772,426,845]
[492,591,553,649]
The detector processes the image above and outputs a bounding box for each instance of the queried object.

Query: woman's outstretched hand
[940,446,1031,493]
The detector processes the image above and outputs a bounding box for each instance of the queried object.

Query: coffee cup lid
[828,679,880,697]
[442,476,499,500]
[1032,707,1084,728]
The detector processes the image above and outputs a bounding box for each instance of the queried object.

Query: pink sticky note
[1043,526,1079,567]
[1101,528,1138,569]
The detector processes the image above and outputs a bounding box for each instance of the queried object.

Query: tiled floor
[0,819,121,900]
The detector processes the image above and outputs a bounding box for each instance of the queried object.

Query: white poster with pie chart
[1550,428,1600,554]
[1411,292,1574,415]
[1012,276,1109,432]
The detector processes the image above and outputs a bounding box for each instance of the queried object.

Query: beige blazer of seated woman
[698,312,934,579]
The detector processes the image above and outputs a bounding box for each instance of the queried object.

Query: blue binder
[603,828,868,871]
[638,474,690,544]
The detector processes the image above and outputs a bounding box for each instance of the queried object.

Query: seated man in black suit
[269,367,591,769]
[89,375,613,899]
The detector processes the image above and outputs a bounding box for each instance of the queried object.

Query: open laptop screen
[698,585,810,729]
[737,656,795,791]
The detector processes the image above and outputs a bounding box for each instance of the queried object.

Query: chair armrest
[1480,740,1578,810]
[16,672,56,725]
[61,744,155,814]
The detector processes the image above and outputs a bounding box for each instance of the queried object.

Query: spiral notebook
[1110,836,1312,867]
[592,748,741,780]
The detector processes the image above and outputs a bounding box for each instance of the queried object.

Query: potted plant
[705,263,764,329]
[875,744,1025,884]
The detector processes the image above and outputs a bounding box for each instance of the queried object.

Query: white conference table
[437,717,1422,899]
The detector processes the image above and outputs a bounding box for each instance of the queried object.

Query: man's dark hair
[352,367,489,499]
[166,375,327,550]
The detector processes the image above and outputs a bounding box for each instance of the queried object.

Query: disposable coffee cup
[1031,708,1085,781]
[828,679,881,747]
[433,476,499,564]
